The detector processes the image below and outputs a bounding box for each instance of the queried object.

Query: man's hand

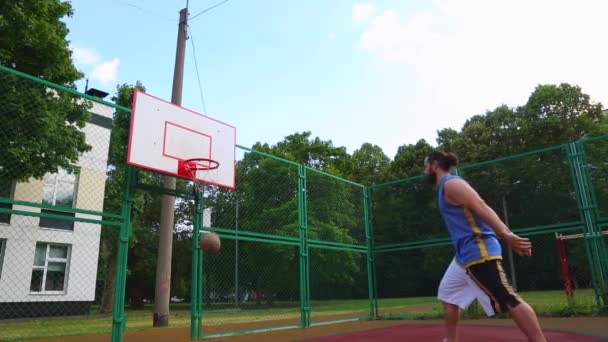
[503,232,532,256]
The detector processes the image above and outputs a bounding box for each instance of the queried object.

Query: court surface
[38,316,608,341]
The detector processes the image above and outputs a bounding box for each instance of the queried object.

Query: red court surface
[305,324,607,342]
[36,317,608,341]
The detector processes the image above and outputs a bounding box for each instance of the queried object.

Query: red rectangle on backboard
[162,121,213,161]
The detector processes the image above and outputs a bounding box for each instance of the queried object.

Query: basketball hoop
[178,158,220,178]
[178,158,220,195]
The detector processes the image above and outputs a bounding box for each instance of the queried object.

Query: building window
[30,243,70,293]
[0,179,14,224]
[0,239,5,279]
[39,169,78,231]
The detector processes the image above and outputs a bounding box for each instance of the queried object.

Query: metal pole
[363,187,377,319]
[154,7,188,327]
[111,166,135,342]
[190,190,201,339]
[235,198,239,306]
[502,195,517,290]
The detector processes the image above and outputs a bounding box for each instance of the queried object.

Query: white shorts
[437,259,495,316]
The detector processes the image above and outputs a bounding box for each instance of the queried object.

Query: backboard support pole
[153,6,188,328]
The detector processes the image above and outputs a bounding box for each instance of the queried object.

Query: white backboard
[127,90,236,189]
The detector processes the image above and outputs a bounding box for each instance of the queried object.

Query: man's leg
[443,302,462,342]
[468,260,546,342]
[438,260,482,342]
[508,301,546,342]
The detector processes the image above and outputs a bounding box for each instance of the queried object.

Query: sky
[65,0,608,160]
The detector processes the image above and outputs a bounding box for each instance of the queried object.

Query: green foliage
[373,82,607,299]
[97,79,607,312]
[0,0,82,83]
[348,143,390,185]
[0,0,93,182]
[438,83,607,162]
[0,75,92,182]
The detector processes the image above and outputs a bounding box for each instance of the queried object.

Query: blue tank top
[438,175,502,267]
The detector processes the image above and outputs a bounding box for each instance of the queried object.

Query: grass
[0,290,603,341]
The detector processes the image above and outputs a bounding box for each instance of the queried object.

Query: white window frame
[41,169,79,208]
[39,169,80,231]
[30,243,71,295]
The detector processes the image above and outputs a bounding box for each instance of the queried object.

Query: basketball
[200,231,221,254]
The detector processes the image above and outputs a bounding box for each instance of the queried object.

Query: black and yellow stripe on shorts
[466,259,522,313]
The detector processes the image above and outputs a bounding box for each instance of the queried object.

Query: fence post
[197,188,205,338]
[576,142,608,307]
[111,166,135,342]
[191,187,204,339]
[567,142,608,307]
[363,187,378,319]
[298,165,311,327]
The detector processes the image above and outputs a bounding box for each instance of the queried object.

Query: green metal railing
[370,138,608,319]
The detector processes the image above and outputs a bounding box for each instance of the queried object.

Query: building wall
[0,99,112,311]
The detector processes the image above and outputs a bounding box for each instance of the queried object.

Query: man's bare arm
[443,179,511,238]
[443,178,532,256]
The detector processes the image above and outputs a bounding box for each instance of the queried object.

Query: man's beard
[426,171,437,185]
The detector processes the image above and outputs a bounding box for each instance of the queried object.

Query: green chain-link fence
[1,64,607,342]
[370,141,608,320]
[198,151,303,337]
[0,65,125,341]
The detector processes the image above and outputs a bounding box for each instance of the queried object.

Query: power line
[111,0,175,22]
[189,0,230,21]
[188,27,208,114]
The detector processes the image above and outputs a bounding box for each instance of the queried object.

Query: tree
[267,131,351,175]
[370,140,450,297]
[349,143,390,186]
[0,0,91,182]
[99,82,146,313]
[430,83,608,293]
[517,83,606,149]
[202,132,365,304]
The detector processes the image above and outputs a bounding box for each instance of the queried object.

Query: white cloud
[359,0,608,142]
[71,47,120,86]
[72,47,100,65]
[91,58,120,86]
[353,3,375,22]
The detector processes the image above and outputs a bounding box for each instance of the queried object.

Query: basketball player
[424,151,546,342]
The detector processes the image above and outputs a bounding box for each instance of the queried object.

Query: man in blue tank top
[425,151,546,342]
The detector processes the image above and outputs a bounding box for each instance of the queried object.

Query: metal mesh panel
[459,147,579,229]
[202,239,301,335]
[584,137,608,220]
[370,176,444,246]
[308,247,369,324]
[374,247,451,319]
[0,214,115,341]
[578,137,608,307]
[307,169,366,245]
[192,148,303,338]
[0,66,124,340]
[371,143,606,319]
[206,150,300,238]
[3,64,607,341]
